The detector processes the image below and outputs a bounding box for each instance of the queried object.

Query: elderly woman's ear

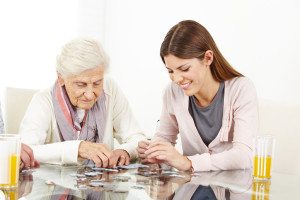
[57,73,65,86]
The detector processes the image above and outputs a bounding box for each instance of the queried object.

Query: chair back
[4,87,37,134]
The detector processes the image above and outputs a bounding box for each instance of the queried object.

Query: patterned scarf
[51,80,106,143]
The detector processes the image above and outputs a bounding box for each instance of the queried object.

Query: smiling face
[164,54,211,96]
[58,66,104,110]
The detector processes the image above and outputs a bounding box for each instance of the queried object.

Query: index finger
[138,140,150,148]
[21,144,35,164]
[147,141,168,149]
[100,147,113,159]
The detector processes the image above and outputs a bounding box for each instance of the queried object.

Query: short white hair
[56,37,109,77]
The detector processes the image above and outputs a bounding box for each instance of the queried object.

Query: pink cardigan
[155,77,259,171]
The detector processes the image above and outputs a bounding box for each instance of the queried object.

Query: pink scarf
[51,80,106,143]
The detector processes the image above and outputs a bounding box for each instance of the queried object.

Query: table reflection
[172,170,253,200]
[4,164,300,199]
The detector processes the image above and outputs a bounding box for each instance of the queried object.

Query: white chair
[3,87,37,134]
[258,99,300,175]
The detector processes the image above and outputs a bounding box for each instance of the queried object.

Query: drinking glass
[253,135,275,180]
[0,134,21,188]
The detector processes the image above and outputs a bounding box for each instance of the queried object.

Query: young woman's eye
[182,67,190,72]
[167,70,173,74]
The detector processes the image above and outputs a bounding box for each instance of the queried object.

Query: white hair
[56,37,109,77]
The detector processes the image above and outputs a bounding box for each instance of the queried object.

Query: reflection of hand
[20,143,40,170]
[145,141,192,171]
[150,174,191,199]
[149,180,174,199]
[78,141,113,167]
[108,149,130,168]
[18,174,33,197]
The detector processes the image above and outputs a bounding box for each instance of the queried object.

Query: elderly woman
[19,38,145,167]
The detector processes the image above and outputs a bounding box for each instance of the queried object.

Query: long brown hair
[160,20,243,82]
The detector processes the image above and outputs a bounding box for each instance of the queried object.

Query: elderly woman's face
[58,66,104,110]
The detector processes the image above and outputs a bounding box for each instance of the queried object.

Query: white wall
[101,0,300,136]
[0,0,79,91]
[1,0,300,137]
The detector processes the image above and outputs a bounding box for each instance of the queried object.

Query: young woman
[137,20,258,172]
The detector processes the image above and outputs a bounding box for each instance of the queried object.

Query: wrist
[78,141,88,157]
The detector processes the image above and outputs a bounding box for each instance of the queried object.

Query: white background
[1,0,299,137]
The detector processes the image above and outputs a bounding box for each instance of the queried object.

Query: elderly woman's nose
[83,87,95,99]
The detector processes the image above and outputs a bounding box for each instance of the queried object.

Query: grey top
[0,102,4,134]
[188,82,225,146]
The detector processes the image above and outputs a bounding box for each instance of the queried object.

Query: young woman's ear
[57,73,65,86]
[203,50,214,66]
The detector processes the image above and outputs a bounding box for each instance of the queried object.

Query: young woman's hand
[144,140,192,171]
[137,140,162,164]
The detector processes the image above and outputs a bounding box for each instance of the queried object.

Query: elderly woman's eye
[76,82,86,87]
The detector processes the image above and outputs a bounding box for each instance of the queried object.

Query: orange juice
[253,155,272,179]
[9,154,20,187]
[0,154,19,188]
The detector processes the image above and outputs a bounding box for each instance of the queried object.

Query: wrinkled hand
[145,141,192,171]
[108,149,130,168]
[137,140,162,164]
[20,143,40,170]
[78,141,112,168]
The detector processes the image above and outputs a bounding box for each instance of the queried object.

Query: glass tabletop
[1,164,300,199]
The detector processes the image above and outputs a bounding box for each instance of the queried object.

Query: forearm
[188,143,253,171]
[28,140,82,165]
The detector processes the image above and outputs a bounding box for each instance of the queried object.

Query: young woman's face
[164,54,209,96]
[58,66,104,110]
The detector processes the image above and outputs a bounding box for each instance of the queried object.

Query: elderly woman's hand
[20,143,40,170]
[78,141,113,168]
[108,149,130,168]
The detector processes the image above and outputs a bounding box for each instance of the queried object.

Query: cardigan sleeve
[19,90,80,165]
[108,79,146,159]
[154,84,179,145]
[188,77,259,171]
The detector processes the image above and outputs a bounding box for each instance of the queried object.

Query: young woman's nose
[172,72,183,84]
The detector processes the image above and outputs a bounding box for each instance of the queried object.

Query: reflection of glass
[0,134,21,188]
[252,180,271,200]
[2,188,18,200]
[253,135,275,180]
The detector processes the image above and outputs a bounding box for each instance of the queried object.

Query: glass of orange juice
[253,135,275,180]
[0,134,21,189]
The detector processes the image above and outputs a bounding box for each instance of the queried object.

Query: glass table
[1,164,300,199]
